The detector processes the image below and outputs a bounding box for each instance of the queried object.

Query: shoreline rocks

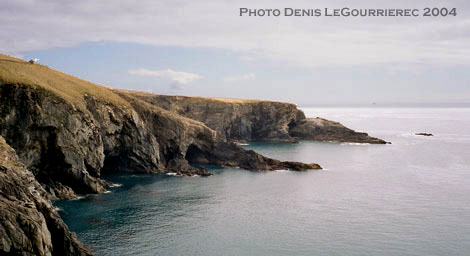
[0,136,92,256]
[290,118,389,144]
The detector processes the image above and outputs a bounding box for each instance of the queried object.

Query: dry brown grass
[0,53,129,107]
[0,53,284,108]
[118,90,275,104]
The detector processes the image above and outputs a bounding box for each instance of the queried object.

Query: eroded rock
[122,92,388,144]
[0,136,92,255]
[289,118,389,144]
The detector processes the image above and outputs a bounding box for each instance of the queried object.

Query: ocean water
[55,108,470,256]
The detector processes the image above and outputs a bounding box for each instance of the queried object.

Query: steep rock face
[0,136,92,256]
[0,83,217,197]
[121,92,387,144]
[0,82,321,198]
[289,118,388,144]
[123,92,305,142]
[0,54,325,255]
[117,91,321,172]
[0,84,108,198]
[0,55,322,199]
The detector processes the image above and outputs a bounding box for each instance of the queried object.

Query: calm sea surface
[56,108,470,256]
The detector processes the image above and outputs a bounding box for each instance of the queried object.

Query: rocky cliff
[0,54,320,201]
[123,92,304,142]
[0,53,386,255]
[0,136,92,255]
[120,91,388,144]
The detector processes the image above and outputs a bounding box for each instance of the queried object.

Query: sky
[1,0,469,106]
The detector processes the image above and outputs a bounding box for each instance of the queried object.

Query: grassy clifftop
[119,90,273,104]
[0,53,279,107]
[0,53,129,107]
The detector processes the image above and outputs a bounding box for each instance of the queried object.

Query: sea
[55,107,470,256]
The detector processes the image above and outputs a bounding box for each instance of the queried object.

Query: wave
[71,196,85,201]
[109,183,122,188]
[340,142,369,146]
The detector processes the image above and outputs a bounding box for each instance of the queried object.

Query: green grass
[0,54,129,107]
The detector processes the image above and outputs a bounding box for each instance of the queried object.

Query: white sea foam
[104,190,111,194]
[340,142,369,146]
[166,172,178,176]
[109,183,122,188]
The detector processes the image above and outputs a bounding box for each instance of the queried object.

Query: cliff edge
[119,92,388,144]
[0,53,320,201]
[0,53,387,255]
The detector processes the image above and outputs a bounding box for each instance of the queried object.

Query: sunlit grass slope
[0,53,129,107]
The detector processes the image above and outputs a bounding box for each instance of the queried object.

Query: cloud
[223,73,255,82]
[238,55,257,62]
[128,68,202,85]
[1,0,470,67]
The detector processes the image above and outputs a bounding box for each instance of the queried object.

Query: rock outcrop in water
[415,132,433,137]
[289,118,388,144]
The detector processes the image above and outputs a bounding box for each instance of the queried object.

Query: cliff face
[0,53,387,255]
[0,136,92,256]
[123,92,305,142]
[0,54,320,201]
[0,83,318,199]
[0,54,323,255]
[121,92,388,144]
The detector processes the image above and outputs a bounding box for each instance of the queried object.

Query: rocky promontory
[290,118,389,144]
[0,53,385,255]
[0,54,320,200]
[119,92,388,144]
